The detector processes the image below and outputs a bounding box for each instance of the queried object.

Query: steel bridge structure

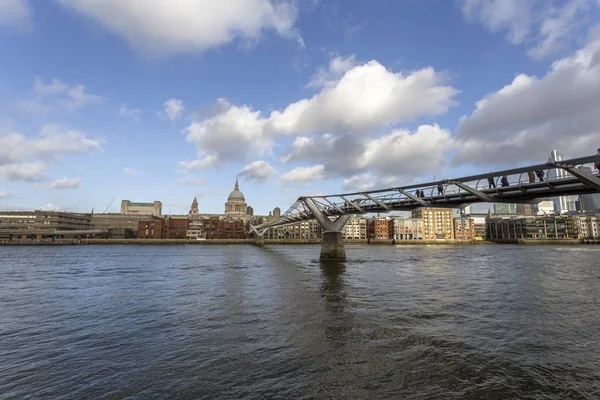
[251,153,600,262]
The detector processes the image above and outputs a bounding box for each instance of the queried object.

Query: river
[1,244,599,399]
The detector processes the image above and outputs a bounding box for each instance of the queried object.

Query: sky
[1,0,600,215]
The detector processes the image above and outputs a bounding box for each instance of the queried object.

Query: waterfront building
[412,209,455,240]
[486,215,579,241]
[120,200,162,216]
[91,213,157,235]
[342,217,368,240]
[369,217,393,239]
[471,216,487,240]
[393,217,423,240]
[572,215,600,239]
[453,217,475,240]
[0,211,92,239]
[217,218,247,239]
[267,220,320,240]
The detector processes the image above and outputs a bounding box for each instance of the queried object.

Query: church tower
[189,195,199,216]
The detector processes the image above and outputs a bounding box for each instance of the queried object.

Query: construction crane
[103,199,114,214]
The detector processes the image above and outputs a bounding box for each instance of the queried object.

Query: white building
[393,217,423,240]
[342,217,368,240]
[573,215,600,239]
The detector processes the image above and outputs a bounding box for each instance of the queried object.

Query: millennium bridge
[251,153,600,262]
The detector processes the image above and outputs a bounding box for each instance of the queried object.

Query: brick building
[454,217,475,240]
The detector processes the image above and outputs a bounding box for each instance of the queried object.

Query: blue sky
[1,0,600,215]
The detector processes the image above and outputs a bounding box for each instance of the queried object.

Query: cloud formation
[0,125,102,182]
[454,37,600,165]
[17,76,103,115]
[48,177,81,189]
[164,99,185,121]
[281,165,325,182]
[120,105,141,119]
[459,0,599,58]
[180,59,458,171]
[0,0,32,30]
[238,160,277,182]
[123,167,139,175]
[0,191,12,199]
[57,0,301,55]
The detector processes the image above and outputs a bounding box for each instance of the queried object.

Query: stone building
[224,178,249,220]
[120,200,162,216]
[574,215,600,239]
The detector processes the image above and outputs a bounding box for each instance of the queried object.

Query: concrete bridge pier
[301,198,351,262]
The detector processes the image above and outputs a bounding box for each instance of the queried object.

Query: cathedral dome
[227,178,245,201]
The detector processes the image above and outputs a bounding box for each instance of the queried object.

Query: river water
[1,244,599,399]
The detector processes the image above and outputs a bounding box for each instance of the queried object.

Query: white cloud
[0,191,13,199]
[123,167,139,175]
[178,156,219,171]
[459,0,599,58]
[238,160,277,182]
[343,174,376,192]
[0,0,32,30]
[0,125,102,165]
[175,177,206,186]
[164,98,185,121]
[48,177,81,190]
[269,61,458,135]
[18,76,103,115]
[0,163,47,182]
[307,54,357,88]
[182,59,458,168]
[183,99,272,166]
[120,105,142,119]
[57,0,301,56]
[281,164,325,182]
[0,125,101,182]
[357,125,452,176]
[454,38,600,165]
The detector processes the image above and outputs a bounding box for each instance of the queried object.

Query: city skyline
[1,1,600,215]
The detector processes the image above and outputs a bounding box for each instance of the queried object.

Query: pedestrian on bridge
[535,170,545,182]
[437,184,444,195]
[528,171,536,183]
[501,176,510,187]
[595,148,600,171]
[487,177,496,189]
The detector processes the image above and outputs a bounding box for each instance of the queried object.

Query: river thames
[1,244,599,399]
